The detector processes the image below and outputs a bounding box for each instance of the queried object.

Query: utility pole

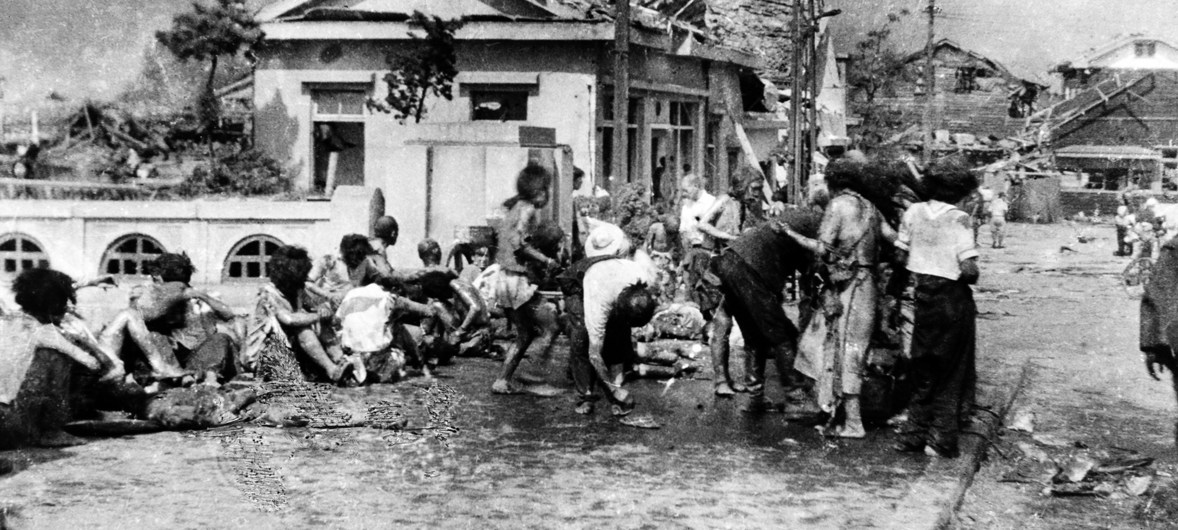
[807,0,819,185]
[921,0,936,164]
[790,0,802,204]
[611,0,631,191]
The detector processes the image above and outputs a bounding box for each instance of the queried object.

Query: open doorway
[312,122,364,196]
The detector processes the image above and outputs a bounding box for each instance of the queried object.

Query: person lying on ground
[0,269,119,448]
[99,254,239,386]
[417,239,495,359]
[243,245,361,384]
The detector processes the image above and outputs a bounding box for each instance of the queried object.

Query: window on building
[223,235,283,281]
[471,89,529,121]
[311,87,367,116]
[1135,41,1157,57]
[0,234,49,275]
[102,234,165,276]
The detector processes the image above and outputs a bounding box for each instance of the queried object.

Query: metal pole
[921,0,936,164]
[790,0,802,204]
[611,0,631,190]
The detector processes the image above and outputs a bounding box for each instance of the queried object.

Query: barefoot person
[244,245,359,383]
[488,164,562,394]
[417,239,494,358]
[778,159,896,438]
[892,158,980,458]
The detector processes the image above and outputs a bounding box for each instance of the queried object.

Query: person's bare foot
[491,379,519,394]
[825,423,866,439]
[714,383,736,397]
[574,402,594,415]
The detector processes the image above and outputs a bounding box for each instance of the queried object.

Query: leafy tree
[156,0,263,155]
[846,10,910,104]
[371,12,463,124]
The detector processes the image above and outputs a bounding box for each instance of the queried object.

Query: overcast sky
[2,0,1177,108]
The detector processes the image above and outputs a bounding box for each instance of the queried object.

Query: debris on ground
[1007,408,1035,433]
[618,414,661,429]
[998,431,1161,500]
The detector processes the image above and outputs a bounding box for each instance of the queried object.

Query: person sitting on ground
[307,252,352,301]
[0,269,119,448]
[417,239,495,359]
[243,245,360,384]
[557,222,658,416]
[98,258,216,385]
[335,276,439,384]
[341,232,452,290]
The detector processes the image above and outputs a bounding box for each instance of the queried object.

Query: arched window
[102,234,166,276]
[0,233,50,275]
[224,235,283,281]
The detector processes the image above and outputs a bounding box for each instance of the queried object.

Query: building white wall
[0,187,383,285]
[254,40,598,192]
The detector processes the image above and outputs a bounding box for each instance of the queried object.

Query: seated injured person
[244,245,362,384]
[98,253,239,386]
[0,269,122,448]
[417,239,494,359]
[335,277,440,384]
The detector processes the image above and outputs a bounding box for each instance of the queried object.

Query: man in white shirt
[559,223,658,416]
[678,173,716,250]
[893,158,980,458]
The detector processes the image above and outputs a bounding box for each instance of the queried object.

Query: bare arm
[187,288,237,321]
[696,195,738,241]
[509,203,557,267]
[451,280,486,335]
[36,326,102,371]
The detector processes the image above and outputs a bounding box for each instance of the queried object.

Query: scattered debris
[1032,433,1071,447]
[1016,441,1051,463]
[1057,454,1098,483]
[1127,476,1153,496]
[618,415,660,429]
[1007,409,1035,433]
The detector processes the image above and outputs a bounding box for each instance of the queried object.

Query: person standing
[696,167,770,396]
[488,164,562,394]
[678,173,716,252]
[779,159,894,438]
[892,158,980,458]
[1141,236,1178,449]
[989,192,1009,249]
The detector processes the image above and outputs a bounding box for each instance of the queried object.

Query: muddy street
[1,222,1174,529]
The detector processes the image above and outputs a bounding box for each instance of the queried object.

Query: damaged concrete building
[250,0,796,264]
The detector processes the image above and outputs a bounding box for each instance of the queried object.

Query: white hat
[585,222,629,257]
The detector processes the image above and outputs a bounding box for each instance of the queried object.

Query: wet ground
[958,222,1178,529]
[0,224,1110,529]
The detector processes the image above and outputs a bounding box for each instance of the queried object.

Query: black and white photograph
[1,0,1178,527]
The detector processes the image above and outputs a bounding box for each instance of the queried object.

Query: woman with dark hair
[779,157,897,438]
[244,245,357,383]
[893,157,980,458]
[488,163,563,394]
[0,269,115,448]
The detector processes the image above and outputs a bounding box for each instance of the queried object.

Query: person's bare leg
[528,300,560,366]
[832,395,866,438]
[295,328,343,381]
[710,307,737,395]
[100,310,186,379]
[493,308,533,394]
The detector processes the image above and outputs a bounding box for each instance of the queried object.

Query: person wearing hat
[557,222,657,415]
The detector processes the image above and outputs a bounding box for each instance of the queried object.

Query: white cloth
[336,285,395,353]
[679,190,716,247]
[585,222,630,258]
[582,256,654,348]
[896,201,979,281]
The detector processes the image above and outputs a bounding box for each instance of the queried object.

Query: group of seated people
[0,215,506,448]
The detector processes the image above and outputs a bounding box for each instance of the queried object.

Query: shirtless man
[417,239,494,358]
[697,167,770,395]
[779,158,896,438]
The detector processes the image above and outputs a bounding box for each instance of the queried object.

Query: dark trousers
[714,252,804,398]
[565,294,634,404]
[1116,225,1131,256]
[904,274,977,454]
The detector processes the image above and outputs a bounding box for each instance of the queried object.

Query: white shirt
[679,190,716,247]
[896,201,979,281]
[582,255,654,349]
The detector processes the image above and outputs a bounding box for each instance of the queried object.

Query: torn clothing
[897,201,979,281]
